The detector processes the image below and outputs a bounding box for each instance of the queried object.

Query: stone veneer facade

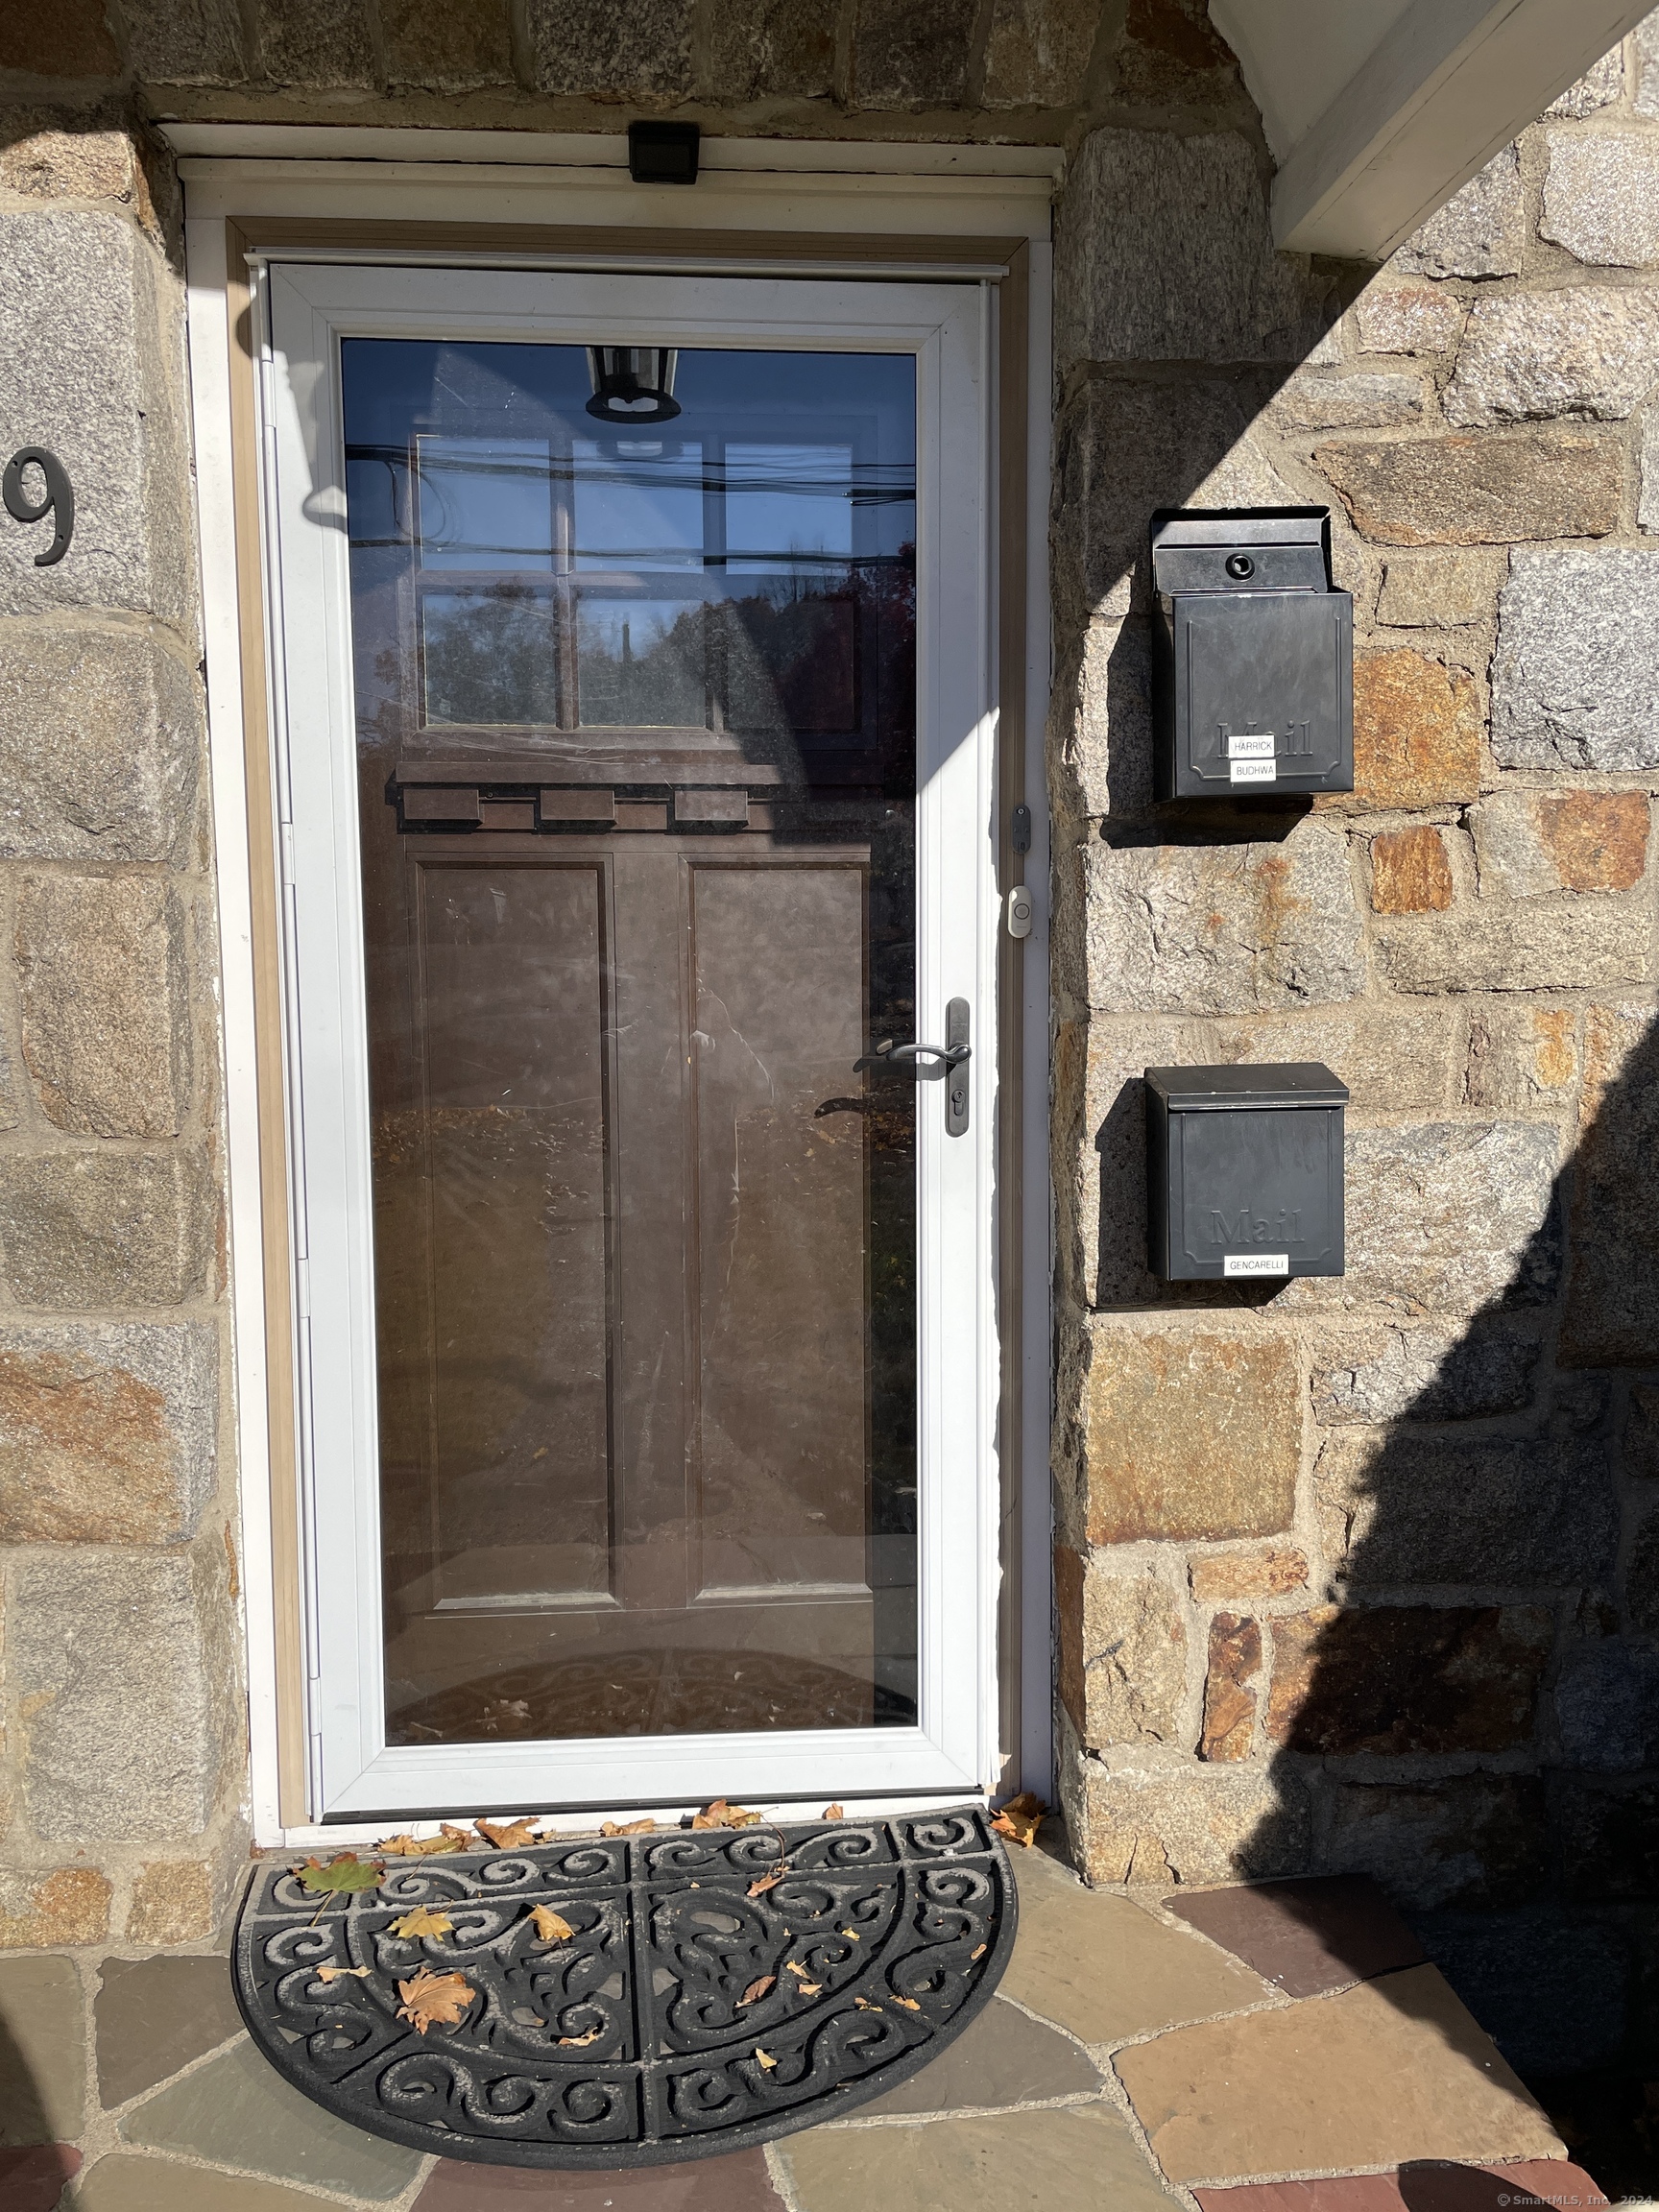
[3,0,1659,2069]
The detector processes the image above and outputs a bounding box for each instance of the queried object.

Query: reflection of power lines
[343,440,918,546]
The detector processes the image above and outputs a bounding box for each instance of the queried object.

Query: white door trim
[180,149,1051,1850]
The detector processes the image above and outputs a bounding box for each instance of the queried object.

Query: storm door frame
[179,145,1051,1847]
[259,261,998,1821]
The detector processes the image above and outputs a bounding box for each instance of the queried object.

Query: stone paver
[854,1991,1102,2117]
[96,1954,246,2108]
[778,2100,1179,2210]
[416,2146,781,2205]
[119,2036,423,2200]
[1166,1875,1427,1997]
[1116,1963,1563,2185]
[1190,2159,1611,2209]
[0,2142,82,2212]
[0,1954,86,2145]
[1001,1845,1269,2042]
[77,2154,349,2210]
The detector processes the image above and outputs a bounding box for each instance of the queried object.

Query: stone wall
[1052,21,1659,2073]
[0,131,245,1946]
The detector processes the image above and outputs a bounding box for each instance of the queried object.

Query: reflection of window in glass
[725,444,854,570]
[422,586,559,727]
[417,439,555,572]
[572,440,705,571]
[575,598,707,728]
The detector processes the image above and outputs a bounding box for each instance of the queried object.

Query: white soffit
[1210,0,1654,259]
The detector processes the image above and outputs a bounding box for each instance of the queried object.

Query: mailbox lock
[1224,552,1255,580]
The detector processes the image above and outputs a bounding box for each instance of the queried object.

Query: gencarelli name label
[1223,1252,1289,1277]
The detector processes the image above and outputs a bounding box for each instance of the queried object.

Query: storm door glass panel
[341,338,918,1747]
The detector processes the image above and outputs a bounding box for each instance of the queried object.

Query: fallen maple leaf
[990,1791,1046,1849]
[822,1803,844,1820]
[316,1964,372,1983]
[558,2025,602,2047]
[377,1833,454,1858]
[476,1817,543,1850]
[754,2048,778,2071]
[397,1966,474,2034]
[747,1863,788,1897]
[736,1975,775,2008]
[600,1817,655,1837]
[692,1798,761,1830]
[528,1905,575,1943]
[390,1905,453,1938]
[296,1853,382,1897]
[441,1823,481,1850]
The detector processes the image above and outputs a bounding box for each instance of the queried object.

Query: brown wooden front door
[341,335,922,1749]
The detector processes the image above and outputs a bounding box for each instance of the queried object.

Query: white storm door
[260,261,998,1820]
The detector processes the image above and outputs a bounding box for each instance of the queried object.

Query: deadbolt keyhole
[1225,552,1255,580]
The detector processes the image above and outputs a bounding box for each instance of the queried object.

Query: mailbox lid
[1173,589,1353,793]
[1151,505,1332,595]
[1146,1062,1350,1112]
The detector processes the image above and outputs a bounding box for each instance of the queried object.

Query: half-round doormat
[233,1806,1016,2168]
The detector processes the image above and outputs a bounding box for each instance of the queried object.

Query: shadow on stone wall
[1241,1004,1659,2167]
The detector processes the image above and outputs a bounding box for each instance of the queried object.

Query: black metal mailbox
[1145,1063,1348,1281]
[1150,508,1353,801]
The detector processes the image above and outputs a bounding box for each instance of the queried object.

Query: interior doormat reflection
[233,1807,1014,2167]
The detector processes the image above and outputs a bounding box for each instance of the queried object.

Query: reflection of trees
[422,585,557,727]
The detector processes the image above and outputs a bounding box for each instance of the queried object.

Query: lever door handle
[881,1038,971,1068]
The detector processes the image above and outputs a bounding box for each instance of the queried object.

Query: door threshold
[258,1788,992,1854]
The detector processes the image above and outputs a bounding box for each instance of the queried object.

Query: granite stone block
[1542,128,1659,267]
[0,1149,217,1308]
[1339,1119,1560,1311]
[1493,547,1659,769]
[1397,146,1526,278]
[1310,1320,1541,1424]
[12,1548,230,1841]
[1324,1773,1548,1912]
[0,1320,217,1545]
[1444,286,1659,425]
[1314,430,1623,546]
[526,0,694,97]
[1266,1606,1552,1756]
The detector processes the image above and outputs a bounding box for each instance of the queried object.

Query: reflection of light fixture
[586,347,681,425]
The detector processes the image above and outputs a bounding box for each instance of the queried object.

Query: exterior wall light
[585,347,682,425]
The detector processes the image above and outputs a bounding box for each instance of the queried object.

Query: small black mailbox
[1150,508,1353,801]
[1145,1063,1348,1282]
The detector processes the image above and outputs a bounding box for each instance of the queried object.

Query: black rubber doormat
[234,1807,1016,2167]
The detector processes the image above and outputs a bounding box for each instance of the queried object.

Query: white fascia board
[1210,0,1652,260]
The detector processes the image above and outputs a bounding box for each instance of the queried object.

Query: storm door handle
[866,999,971,1135]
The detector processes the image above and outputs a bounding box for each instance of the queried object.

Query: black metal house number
[3,447,74,565]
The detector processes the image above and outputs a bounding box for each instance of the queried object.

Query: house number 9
[3,447,74,565]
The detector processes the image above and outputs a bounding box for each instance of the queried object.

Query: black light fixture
[585,347,682,425]
[627,120,700,185]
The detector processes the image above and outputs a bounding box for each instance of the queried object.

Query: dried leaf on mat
[296,1853,382,1896]
[692,1798,762,1830]
[747,1863,788,1897]
[736,1975,775,2008]
[559,2025,603,2048]
[397,1966,474,2034]
[528,1905,575,1943]
[600,1817,655,1837]
[476,1817,543,1850]
[821,1804,844,1820]
[316,1964,372,1983]
[892,1996,921,2011]
[990,1791,1046,1849]
[390,1905,453,1938]
[754,2048,778,2071]
[377,1833,453,1858]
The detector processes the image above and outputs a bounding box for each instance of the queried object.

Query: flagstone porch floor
[0,1839,1638,2212]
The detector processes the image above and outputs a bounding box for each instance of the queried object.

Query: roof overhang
[1210,0,1654,259]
